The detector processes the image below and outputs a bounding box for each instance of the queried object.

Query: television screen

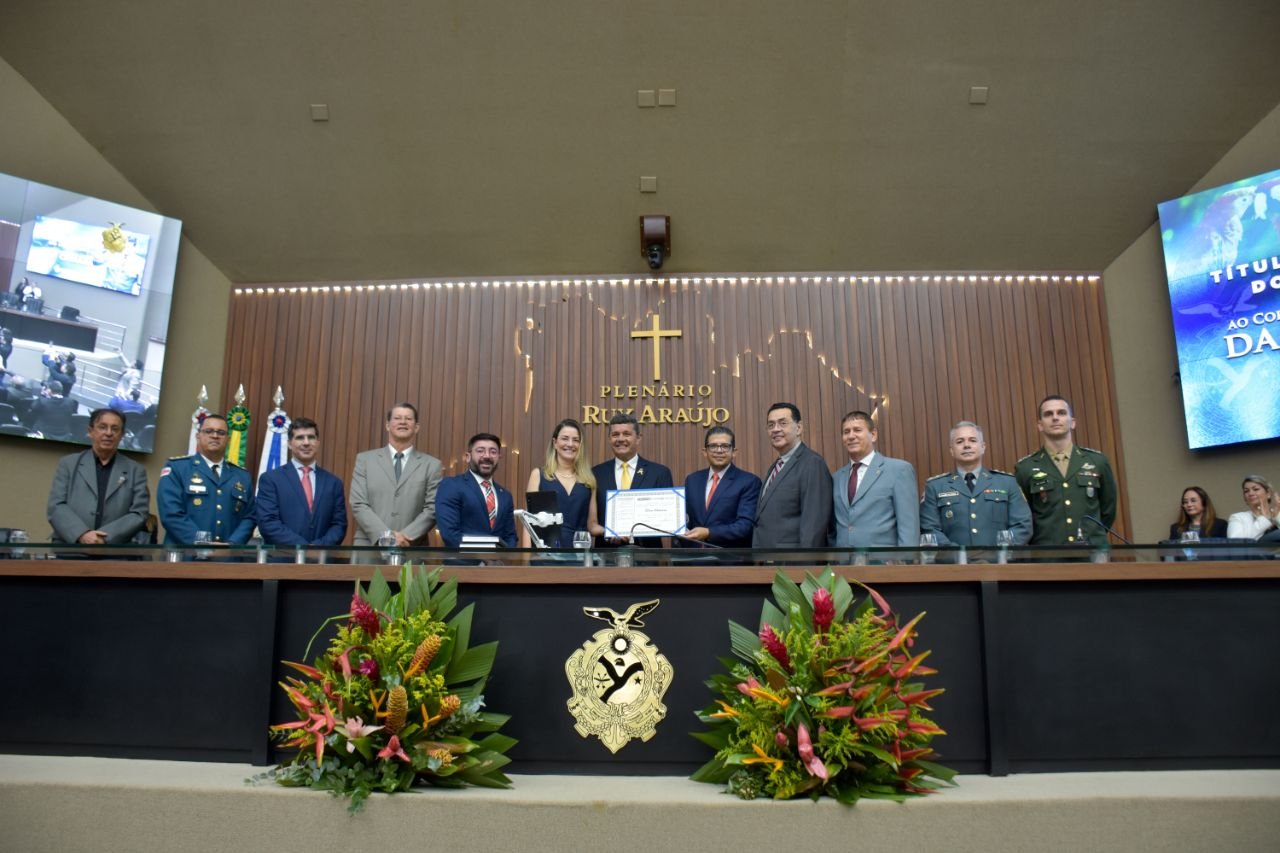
[0,171,182,454]
[1157,166,1280,449]
[26,215,151,296]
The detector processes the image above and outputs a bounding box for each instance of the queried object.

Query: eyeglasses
[200,428,229,437]
[705,443,734,451]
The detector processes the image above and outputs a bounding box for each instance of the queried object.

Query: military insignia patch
[565,599,673,753]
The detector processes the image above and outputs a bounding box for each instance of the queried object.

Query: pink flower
[357,658,380,679]
[796,723,828,781]
[736,675,762,696]
[378,734,411,763]
[759,624,792,672]
[812,587,834,633]
[350,594,381,636]
[342,716,384,752]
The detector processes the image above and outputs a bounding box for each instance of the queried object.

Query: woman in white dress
[1225,475,1280,540]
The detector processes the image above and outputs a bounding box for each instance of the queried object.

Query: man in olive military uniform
[157,413,256,545]
[1014,396,1119,547]
[921,420,1031,547]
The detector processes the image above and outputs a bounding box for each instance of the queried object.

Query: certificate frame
[603,487,686,538]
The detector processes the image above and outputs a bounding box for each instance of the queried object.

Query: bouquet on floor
[692,569,954,802]
[262,565,514,811]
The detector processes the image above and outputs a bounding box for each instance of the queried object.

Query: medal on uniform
[1087,486,1095,498]
[193,498,202,506]
[945,510,953,519]
[566,599,672,753]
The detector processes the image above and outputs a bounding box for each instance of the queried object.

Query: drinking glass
[1180,528,1200,561]
[9,529,28,559]
[995,529,1014,565]
[572,530,592,567]
[919,533,938,565]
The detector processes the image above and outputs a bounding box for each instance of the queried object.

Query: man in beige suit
[349,402,443,546]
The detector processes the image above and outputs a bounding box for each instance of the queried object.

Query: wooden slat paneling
[220,273,1129,541]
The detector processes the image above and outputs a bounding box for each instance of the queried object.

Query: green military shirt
[1014,445,1118,547]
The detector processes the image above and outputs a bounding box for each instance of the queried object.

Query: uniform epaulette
[226,460,244,469]
[168,454,191,460]
[1015,451,1040,464]
[989,467,1014,476]
[1078,446,1103,454]
[926,472,952,482]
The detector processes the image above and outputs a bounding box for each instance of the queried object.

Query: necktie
[211,463,220,480]
[301,465,314,511]
[394,452,404,481]
[481,479,497,529]
[620,461,632,489]
[965,472,976,493]
[706,471,721,506]
[764,458,784,494]
[847,462,861,503]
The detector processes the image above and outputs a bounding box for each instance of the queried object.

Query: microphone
[629,522,723,548]
[1084,515,1133,545]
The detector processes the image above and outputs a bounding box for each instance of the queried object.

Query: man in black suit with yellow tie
[591,413,673,546]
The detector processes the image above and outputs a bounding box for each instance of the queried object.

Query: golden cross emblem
[631,315,682,381]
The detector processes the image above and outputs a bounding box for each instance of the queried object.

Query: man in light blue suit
[832,410,919,548]
[436,433,518,548]
[683,426,761,549]
[255,417,348,547]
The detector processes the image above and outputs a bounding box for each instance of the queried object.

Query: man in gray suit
[47,407,150,544]
[752,402,834,548]
[832,410,918,548]
[349,402,443,546]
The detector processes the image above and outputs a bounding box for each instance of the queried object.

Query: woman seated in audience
[1226,475,1280,540]
[1169,486,1227,539]
[521,418,598,548]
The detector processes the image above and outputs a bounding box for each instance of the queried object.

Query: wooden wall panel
[221,274,1129,541]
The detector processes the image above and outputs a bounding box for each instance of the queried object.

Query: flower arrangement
[691,569,954,802]
[258,565,514,811]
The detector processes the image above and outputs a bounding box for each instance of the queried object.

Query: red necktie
[847,462,861,504]
[300,466,314,511]
[482,479,497,529]
[706,471,721,506]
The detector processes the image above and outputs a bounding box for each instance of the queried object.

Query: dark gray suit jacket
[751,442,834,548]
[47,450,150,543]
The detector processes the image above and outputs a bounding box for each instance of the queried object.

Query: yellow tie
[620,461,632,489]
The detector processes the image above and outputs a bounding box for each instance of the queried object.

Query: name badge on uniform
[938,490,960,498]
[189,484,207,494]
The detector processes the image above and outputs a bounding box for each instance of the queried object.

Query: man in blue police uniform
[920,420,1032,547]
[157,413,255,545]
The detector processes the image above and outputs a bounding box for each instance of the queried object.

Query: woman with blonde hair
[521,418,598,548]
[1225,475,1280,540]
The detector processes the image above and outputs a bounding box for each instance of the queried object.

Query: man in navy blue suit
[591,413,674,546]
[683,426,761,549]
[436,432,517,547]
[255,417,349,546]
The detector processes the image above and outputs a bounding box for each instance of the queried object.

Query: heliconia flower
[812,587,835,633]
[776,730,790,747]
[736,676,762,696]
[759,624,792,672]
[888,612,926,650]
[350,594,381,636]
[853,716,893,731]
[377,734,411,763]
[899,747,933,761]
[709,700,740,719]
[855,581,893,618]
[906,720,946,736]
[899,688,945,709]
[357,658,379,680]
[334,648,354,681]
[741,743,784,772]
[796,723,829,781]
[282,660,324,680]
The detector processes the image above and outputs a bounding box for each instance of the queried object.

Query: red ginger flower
[759,624,792,672]
[812,587,834,633]
[350,594,380,636]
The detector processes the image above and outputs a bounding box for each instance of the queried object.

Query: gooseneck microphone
[629,522,723,548]
[1084,515,1133,545]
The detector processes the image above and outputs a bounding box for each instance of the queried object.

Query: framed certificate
[604,487,686,539]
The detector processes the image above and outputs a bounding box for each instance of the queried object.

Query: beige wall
[0,56,232,537]
[1104,102,1280,540]
[3,50,1277,543]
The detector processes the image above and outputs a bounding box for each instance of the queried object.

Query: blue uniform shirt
[157,455,256,544]
[920,467,1032,547]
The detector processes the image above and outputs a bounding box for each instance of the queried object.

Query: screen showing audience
[0,171,182,453]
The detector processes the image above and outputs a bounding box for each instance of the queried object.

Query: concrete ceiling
[2,1,1279,283]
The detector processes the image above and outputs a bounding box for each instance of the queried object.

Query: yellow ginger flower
[385,685,408,734]
[404,635,442,678]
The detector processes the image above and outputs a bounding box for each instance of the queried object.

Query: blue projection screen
[1157,167,1280,449]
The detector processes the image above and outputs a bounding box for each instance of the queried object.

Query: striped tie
[482,479,497,529]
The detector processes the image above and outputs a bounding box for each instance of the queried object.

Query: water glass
[919,533,938,565]
[376,529,397,548]
[1180,528,1200,561]
[9,529,28,558]
[572,530,592,567]
[995,529,1014,565]
[193,530,213,545]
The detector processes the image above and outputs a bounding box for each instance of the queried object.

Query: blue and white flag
[257,385,291,484]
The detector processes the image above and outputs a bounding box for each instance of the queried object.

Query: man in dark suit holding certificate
[591,413,673,546]
[752,402,834,549]
[255,417,348,547]
[436,432,517,547]
[683,426,760,548]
